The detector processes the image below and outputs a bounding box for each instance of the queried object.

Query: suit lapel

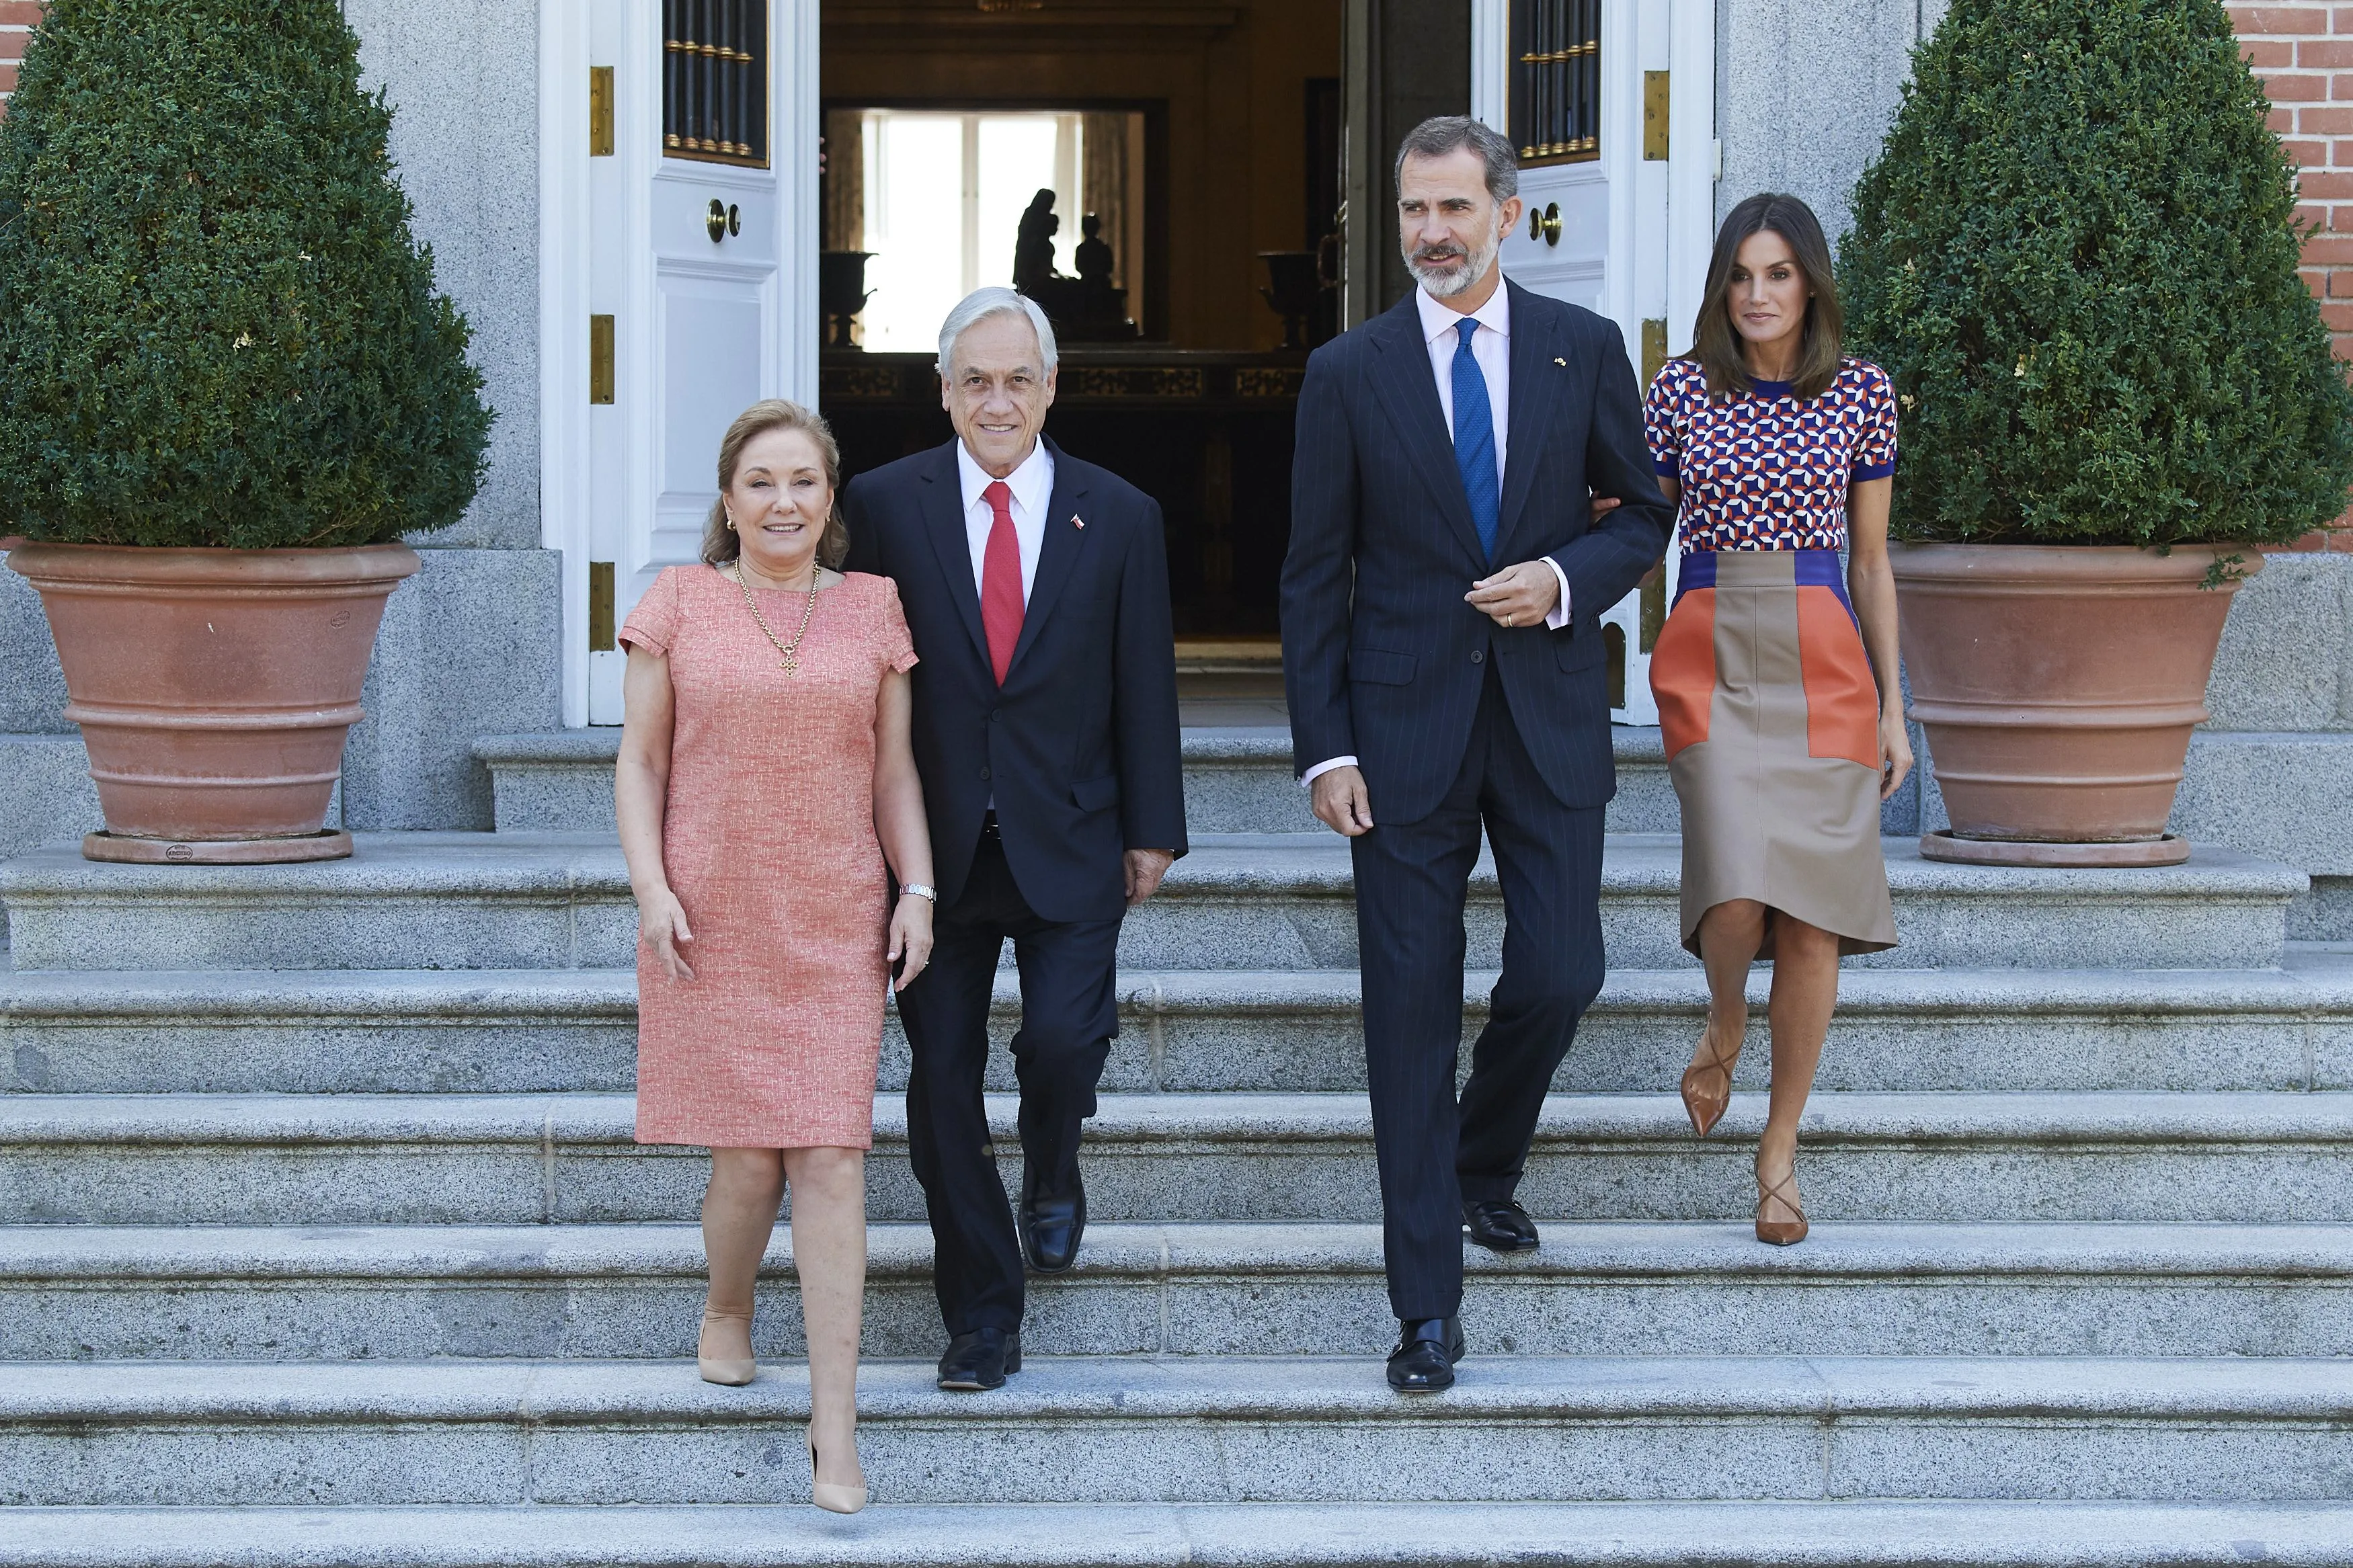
[1367,292,1488,571]
[916,441,992,669]
[1496,282,1570,554]
[1005,439,1089,682]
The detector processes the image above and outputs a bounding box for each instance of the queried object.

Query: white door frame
[539,0,821,729]
[1470,0,1713,725]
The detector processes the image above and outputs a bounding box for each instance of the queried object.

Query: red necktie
[980,480,1025,686]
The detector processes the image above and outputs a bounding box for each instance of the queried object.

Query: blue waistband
[1673,548,1855,622]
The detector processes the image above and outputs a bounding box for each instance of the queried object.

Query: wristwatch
[900,883,937,903]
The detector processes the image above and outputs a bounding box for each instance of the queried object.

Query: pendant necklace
[728,561,821,675]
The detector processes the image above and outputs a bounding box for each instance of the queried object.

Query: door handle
[707,200,744,243]
[1527,202,1560,247]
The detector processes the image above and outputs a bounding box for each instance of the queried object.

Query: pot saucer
[1918,829,2190,868]
[83,830,354,866]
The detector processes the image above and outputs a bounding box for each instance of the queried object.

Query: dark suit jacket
[1279,281,1674,825]
[842,438,1187,923]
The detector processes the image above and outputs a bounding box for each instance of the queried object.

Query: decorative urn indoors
[0,0,491,862]
[1838,0,2353,865]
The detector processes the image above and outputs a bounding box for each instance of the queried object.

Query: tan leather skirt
[1648,548,1897,959]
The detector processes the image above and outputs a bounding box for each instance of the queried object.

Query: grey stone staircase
[3,729,2352,1563]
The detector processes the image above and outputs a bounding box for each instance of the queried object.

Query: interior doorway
[541,1,1714,728]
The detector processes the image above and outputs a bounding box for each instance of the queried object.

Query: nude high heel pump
[1679,1024,1743,1138]
[1755,1160,1809,1247]
[697,1307,756,1387]
[809,1433,867,1515]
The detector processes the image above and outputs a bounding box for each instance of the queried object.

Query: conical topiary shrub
[1839,0,2353,547]
[0,0,491,548]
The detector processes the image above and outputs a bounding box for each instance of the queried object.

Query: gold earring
[725,515,737,532]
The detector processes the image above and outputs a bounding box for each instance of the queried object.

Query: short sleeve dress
[1641,358,1899,958]
[621,566,919,1149]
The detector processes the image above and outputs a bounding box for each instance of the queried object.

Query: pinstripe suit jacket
[1279,281,1673,825]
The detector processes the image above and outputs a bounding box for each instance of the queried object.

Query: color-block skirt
[1648,548,1897,959]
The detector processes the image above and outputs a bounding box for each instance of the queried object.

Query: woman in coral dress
[1641,194,1911,1247]
[615,399,934,1514]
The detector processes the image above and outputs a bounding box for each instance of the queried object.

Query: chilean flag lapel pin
[1071,514,1085,530]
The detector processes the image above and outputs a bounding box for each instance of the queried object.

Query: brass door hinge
[1643,71,1670,161]
[589,561,616,652]
[590,67,615,157]
[590,315,615,405]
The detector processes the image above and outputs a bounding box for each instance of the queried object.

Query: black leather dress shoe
[1020,1181,1086,1274]
[1384,1316,1466,1393]
[936,1327,1021,1391]
[1462,1198,1541,1253]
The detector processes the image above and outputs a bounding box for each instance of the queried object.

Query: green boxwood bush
[1839,0,2353,546]
[0,0,491,549]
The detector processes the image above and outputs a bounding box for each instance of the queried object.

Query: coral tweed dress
[1642,358,1899,959]
[621,565,918,1149]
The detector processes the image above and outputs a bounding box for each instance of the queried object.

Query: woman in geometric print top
[1640,192,1911,1247]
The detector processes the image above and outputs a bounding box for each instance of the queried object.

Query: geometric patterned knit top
[1640,356,1899,552]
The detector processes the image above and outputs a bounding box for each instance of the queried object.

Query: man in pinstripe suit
[1279,117,1672,1393]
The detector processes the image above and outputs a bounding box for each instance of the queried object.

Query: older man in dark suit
[842,288,1186,1393]
[1281,118,1672,1393]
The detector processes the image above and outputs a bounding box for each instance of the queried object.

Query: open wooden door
[543,0,820,726]
[1472,0,1712,725]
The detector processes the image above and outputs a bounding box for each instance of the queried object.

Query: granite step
[7,1499,2353,1567]
[0,833,2303,973]
[5,1356,2350,1507]
[5,1221,2349,1362]
[7,1091,2353,1227]
[471,727,1685,838]
[7,958,2348,1097]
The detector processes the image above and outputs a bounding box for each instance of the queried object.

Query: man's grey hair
[1393,116,1519,203]
[936,287,1060,376]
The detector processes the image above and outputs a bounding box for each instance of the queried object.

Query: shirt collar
[957,438,1054,519]
[1417,275,1511,347]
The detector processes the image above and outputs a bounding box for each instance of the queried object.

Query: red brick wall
[2237,2,2353,548]
[0,2,41,118]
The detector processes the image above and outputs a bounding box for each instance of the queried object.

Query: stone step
[5,1221,2348,1362]
[471,727,1685,837]
[7,1091,2352,1227]
[0,833,2303,973]
[5,1356,2350,1507]
[7,1499,2352,1568]
[8,957,2348,1096]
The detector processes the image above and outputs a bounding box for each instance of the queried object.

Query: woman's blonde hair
[701,399,850,569]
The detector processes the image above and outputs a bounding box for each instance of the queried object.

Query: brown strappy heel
[1679,1023,1744,1138]
[1755,1160,1809,1247]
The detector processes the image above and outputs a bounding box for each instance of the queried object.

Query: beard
[1403,214,1503,298]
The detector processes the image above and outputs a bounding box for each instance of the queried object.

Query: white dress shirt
[956,437,1054,604]
[1302,278,1572,790]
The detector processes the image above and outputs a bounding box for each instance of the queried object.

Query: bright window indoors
[861,110,1083,352]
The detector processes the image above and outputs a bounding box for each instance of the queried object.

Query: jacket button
[1471,649,1485,664]
[990,708,1000,723]
[979,767,992,782]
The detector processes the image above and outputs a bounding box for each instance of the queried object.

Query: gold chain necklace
[727,562,821,675]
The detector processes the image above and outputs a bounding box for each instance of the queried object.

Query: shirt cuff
[1300,755,1359,789]
[1541,556,1572,631]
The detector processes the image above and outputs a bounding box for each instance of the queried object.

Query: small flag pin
[1071,514,1085,530]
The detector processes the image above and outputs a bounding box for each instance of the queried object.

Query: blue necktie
[1451,317,1500,563]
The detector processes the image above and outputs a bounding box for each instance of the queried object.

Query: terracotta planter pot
[1890,541,2258,867]
[5,542,421,863]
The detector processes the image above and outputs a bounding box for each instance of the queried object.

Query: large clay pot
[5,542,421,863]
[1892,541,2258,866]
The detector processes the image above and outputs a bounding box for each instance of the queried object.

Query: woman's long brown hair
[1684,192,1845,402]
[701,399,851,570]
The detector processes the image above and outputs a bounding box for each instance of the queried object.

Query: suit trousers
[895,826,1123,1336]
[1351,662,1608,1321]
